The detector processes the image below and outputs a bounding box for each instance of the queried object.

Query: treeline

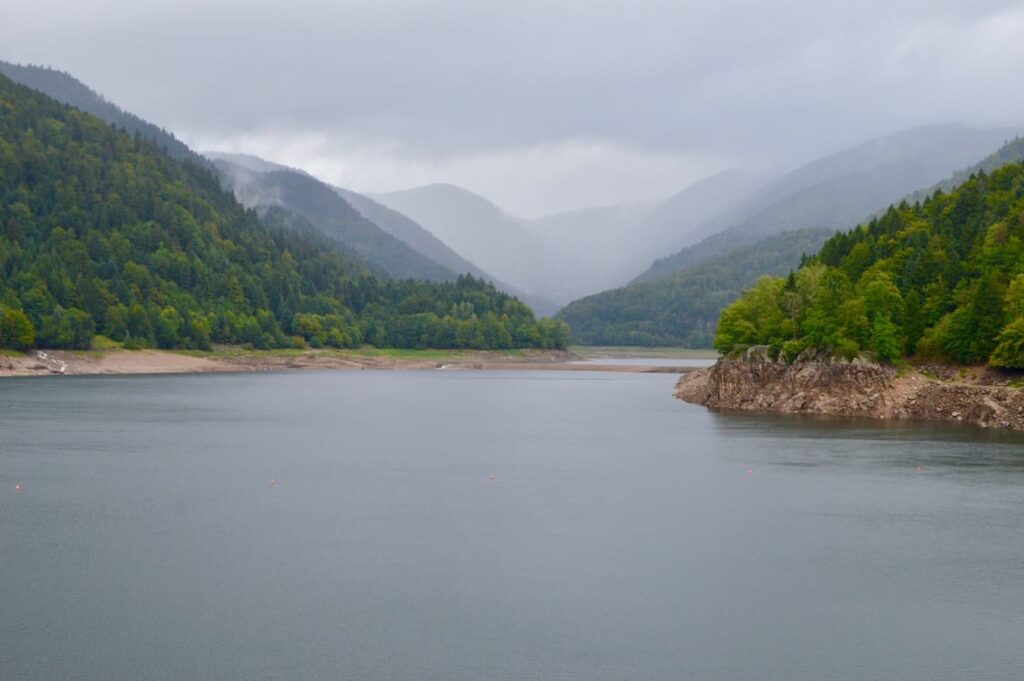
[0,75,568,352]
[715,162,1024,367]
[557,228,832,347]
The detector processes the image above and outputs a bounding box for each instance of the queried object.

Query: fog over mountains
[632,124,1023,285]
[3,36,1024,345]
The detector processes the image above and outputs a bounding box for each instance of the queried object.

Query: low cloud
[193,131,726,217]
[5,0,1024,212]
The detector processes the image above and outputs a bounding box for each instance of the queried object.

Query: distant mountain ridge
[207,153,557,312]
[559,130,1024,347]
[632,124,1023,285]
[557,227,833,347]
[375,184,587,305]
[211,158,458,282]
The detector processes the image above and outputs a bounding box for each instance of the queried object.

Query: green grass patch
[173,346,527,362]
[90,335,123,350]
[572,345,718,359]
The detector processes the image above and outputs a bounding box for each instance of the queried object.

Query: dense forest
[0,75,568,351]
[631,127,1019,287]
[715,162,1024,367]
[0,60,199,163]
[557,228,832,347]
[212,159,463,283]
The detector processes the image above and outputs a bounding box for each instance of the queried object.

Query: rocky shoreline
[675,356,1024,431]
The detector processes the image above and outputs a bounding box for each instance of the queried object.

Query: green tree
[989,318,1024,368]
[154,306,183,348]
[0,305,35,350]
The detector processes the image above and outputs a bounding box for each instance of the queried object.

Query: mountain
[210,157,560,313]
[715,160,1024,367]
[632,125,1022,285]
[559,132,1024,348]
[898,136,1024,208]
[203,151,309,175]
[206,153,494,277]
[375,176,763,305]
[330,186,558,315]
[634,170,766,254]
[0,73,567,351]
[0,63,490,289]
[374,183,563,293]
[211,158,459,282]
[557,228,832,347]
[0,60,199,163]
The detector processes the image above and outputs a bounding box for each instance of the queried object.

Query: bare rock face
[675,355,1024,431]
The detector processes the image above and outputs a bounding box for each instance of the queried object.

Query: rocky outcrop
[675,355,1024,431]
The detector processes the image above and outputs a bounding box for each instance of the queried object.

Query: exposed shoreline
[0,347,704,379]
[675,358,1024,431]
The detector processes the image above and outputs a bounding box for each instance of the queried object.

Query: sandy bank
[0,348,701,379]
[675,358,1024,431]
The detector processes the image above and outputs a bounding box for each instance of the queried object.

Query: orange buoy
[14,483,21,492]
[747,469,753,476]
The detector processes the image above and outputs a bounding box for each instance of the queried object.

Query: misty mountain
[559,127,1024,347]
[207,153,558,313]
[897,136,1024,208]
[374,173,766,305]
[632,124,1022,285]
[377,183,672,305]
[333,188,499,285]
[204,151,312,176]
[0,60,200,164]
[375,184,590,304]
[633,170,767,255]
[333,187,559,315]
[524,202,656,297]
[375,183,542,274]
[212,159,457,282]
[557,227,833,347]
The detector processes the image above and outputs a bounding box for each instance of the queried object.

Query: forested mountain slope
[632,125,1020,285]
[715,162,1024,367]
[557,228,832,347]
[212,159,459,282]
[0,75,567,351]
[0,60,199,163]
[0,64,478,288]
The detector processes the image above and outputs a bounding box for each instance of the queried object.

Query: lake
[2,369,1023,680]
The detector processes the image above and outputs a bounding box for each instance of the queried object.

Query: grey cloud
[4,0,1024,213]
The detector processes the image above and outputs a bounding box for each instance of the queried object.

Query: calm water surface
[2,370,1023,680]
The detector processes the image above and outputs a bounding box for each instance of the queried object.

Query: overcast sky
[5,0,1024,217]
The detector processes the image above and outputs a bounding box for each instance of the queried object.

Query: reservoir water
[2,370,1023,680]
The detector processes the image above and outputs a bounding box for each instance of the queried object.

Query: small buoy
[270,479,277,485]
[915,466,923,473]
[747,469,753,476]
[488,475,496,481]
[14,483,21,492]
